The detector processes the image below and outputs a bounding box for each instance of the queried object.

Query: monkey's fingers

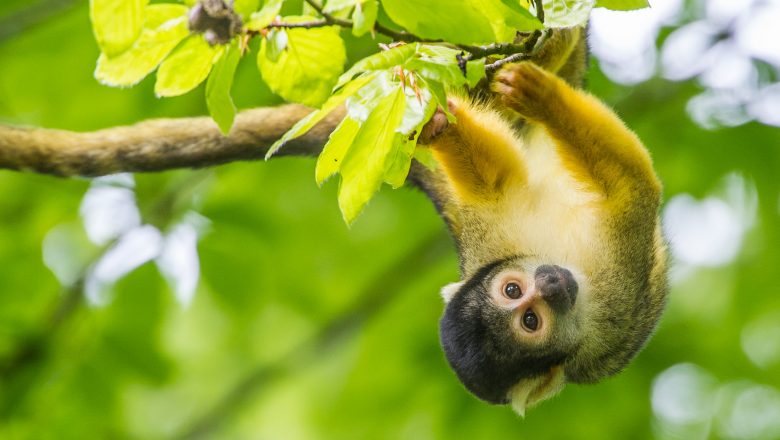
[492,62,561,121]
[418,106,451,145]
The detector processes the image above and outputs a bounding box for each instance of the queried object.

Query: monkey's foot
[492,62,560,121]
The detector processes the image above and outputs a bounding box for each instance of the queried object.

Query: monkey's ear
[440,281,464,303]
[507,366,566,416]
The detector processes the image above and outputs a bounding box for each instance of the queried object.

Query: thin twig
[265,19,331,29]
[303,0,423,41]
[457,42,528,61]
[174,230,453,440]
[485,53,532,72]
[534,0,545,24]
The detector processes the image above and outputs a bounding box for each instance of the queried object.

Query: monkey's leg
[422,100,528,204]
[492,62,661,205]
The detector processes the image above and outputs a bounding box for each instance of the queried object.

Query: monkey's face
[439,258,582,407]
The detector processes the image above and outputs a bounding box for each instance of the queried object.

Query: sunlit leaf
[382,0,496,44]
[345,70,396,123]
[324,0,359,13]
[595,0,649,10]
[404,45,481,89]
[384,82,436,187]
[233,0,261,18]
[421,77,455,122]
[155,35,224,97]
[398,75,435,135]
[483,0,542,41]
[316,117,360,185]
[258,16,346,107]
[466,58,486,88]
[95,4,189,87]
[383,135,415,188]
[352,0,378,37]
[336,43,418,89]
[245,0,284,30]
[90,0,148,56]
[338,86,406,224]
[543,0,595,28]
[266,71,377,159]
[206,44,241,134]
[265,29,288,62]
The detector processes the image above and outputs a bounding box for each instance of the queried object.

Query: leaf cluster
[89,0,648,222]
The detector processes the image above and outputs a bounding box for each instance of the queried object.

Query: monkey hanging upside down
[414,51,668,414]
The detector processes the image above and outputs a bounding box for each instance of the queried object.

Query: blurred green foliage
[1,1,780,439]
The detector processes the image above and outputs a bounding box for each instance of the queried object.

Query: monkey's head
[439,252,667,414]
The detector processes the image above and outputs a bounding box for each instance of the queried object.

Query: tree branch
[0,104,343,177]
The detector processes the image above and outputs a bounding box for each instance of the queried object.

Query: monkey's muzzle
[535,265,578,313]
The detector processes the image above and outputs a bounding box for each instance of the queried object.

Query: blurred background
[1,0,779,438]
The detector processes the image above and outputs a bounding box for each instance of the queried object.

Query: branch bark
[0,104,343,177]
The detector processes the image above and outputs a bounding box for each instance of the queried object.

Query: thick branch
[0,104,343,177]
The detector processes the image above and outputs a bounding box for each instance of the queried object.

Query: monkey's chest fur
[454,126,608,280]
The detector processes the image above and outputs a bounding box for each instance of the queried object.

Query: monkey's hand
[492,62,561,122]
[419,106,451,145]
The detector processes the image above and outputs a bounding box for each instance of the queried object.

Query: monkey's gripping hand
[493,62,563,122]
[492,62,661,205]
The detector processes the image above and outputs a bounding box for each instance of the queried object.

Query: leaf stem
[534,0,545,23]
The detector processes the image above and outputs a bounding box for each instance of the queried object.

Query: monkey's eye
[503,282,522,299]
[522,309,539,331]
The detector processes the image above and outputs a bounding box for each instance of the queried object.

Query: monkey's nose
[535,265,578,313]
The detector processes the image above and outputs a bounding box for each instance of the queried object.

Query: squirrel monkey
[413,28,668,414]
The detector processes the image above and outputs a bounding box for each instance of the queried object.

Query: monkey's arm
[424,101,527,205]
[493,63,661,204]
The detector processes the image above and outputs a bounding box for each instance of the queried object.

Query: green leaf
[336,43,418,89]
[345,70,396,123]
[404,45,485,90]
[542,0,595,28]
[90,0,148,56]
[352,0,378,37]
[206,44,241,135]
[483,0,542,40]
[266,71,377,158]
[324,0,359,13]
[315,117,360,185]
[245,0,284,30]
[398,75,435,135]
[404,46,470,88]
[258,16,346,107]
[95,4,189,87]
[383,134,415,188]
[338,86,406,224]
[233,0,261,18]
[384,81,436,187]
[413,147,438,171]
[265,29,288,62]
[421,77,455,122]
[382,0,496,44]
[155,35,224,97]
[466,58,486,88]
[595,0,648,10]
